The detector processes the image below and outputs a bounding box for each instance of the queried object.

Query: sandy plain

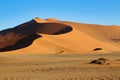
[0,52,119,80]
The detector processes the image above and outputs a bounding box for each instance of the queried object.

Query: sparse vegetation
[90,58,110,65]
[93,48,103,51]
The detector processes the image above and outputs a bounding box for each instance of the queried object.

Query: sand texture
[0,53,120,80]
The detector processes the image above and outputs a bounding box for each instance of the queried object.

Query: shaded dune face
[0,20,72,51]
[0,20,72,36]
[0,34,41,52]
[36,23,73,35]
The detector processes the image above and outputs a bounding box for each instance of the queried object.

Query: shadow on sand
[0,34,41,52]
[0,20,73,52]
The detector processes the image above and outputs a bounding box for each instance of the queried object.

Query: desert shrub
[93,48,102,51]
[90,58,110,65]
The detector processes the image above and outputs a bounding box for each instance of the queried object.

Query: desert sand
[0,53,120,80]
[0,18,120,80]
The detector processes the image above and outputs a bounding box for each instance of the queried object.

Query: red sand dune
[0,18,120,54]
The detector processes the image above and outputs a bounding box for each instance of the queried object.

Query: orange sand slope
[0,18,120,54]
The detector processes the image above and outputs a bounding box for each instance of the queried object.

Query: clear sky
[0,0,120,30]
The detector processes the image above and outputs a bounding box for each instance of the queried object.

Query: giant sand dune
[0,18,120,54]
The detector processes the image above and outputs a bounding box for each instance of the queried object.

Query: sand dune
[0,18,120,80]
[0,18,120,54]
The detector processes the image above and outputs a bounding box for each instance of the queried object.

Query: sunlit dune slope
[0,18,120,54]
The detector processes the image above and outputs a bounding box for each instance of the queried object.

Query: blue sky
[0,0,120,30]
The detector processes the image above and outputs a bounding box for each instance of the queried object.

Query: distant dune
[0,17,120,54]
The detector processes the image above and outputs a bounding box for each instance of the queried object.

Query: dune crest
[45,18,59,22]
[33,17,50,23]
[0,18,120,54]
